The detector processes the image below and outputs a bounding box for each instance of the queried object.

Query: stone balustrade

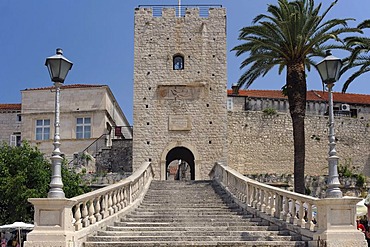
[209,162,367,247]
[24,162,154,247]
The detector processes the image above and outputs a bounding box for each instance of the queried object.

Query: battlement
[135,5,224,18]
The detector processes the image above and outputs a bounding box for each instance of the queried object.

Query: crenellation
[162,8,176,18]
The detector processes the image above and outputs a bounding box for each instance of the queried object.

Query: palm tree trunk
[286,62,307,194]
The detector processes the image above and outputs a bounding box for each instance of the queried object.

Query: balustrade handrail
[72,161,151,202]
[209,163,366,246]
[70,162,154,232]
[26,161,155,246]
[209,162,320,235]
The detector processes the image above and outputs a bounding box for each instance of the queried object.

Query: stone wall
[133,7,228,180]
[0,111,21,145]
[228,111,370,176]
[96,139,133,173]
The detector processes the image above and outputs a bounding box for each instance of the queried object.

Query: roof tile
[0,104,21,111]
[22,84,105,91]
[228,89,370,105]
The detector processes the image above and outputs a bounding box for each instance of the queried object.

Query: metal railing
[138,5,222,17]
[67,133,108,167]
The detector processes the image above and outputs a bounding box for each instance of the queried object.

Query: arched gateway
[160,142,200,180]
[132,6,228,180]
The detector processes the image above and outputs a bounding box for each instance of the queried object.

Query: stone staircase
[85,180,307,247]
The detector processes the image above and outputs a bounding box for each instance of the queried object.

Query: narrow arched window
[173,55,184,70]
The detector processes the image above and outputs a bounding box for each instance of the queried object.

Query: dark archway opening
[166,147,195,180]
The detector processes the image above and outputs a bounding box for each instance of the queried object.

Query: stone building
[227,89,370,176]
[133,6,227,180]
[132,5,370,180]
[0,84,132,168]
[0,104,22,146]
[228,89,370,119]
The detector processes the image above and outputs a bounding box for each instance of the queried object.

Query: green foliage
[262,108,277,115]
[356,174,366,188]
[341,20,370,93]
[61,160,91,199]
[338,162,353,177]
[0,142,90,225]
[0,142,50,224]
[231,0,360,194]
[338,159,366,188]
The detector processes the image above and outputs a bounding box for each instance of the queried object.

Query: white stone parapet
[209,162,367,247]
[24,162,154,247]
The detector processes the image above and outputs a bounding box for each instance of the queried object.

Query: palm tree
[341,20,370,92]
[232,0,359,194]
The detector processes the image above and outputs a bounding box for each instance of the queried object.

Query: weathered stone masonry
[133,7,228,180]
[228,111,370,176]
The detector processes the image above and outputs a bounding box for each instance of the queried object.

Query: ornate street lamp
[315,50,343,198]
[45,48,73,198]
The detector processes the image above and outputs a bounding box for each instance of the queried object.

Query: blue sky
[1,0,369,124]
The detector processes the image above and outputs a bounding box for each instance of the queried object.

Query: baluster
[108,192,114,215]
[102,194,109,219]
[242,182,248,204]
[268,191,276,217]
[121,188,126,208]
[74,203,82,231]
[116,189,122,211]
[285,197,291,223]
[81,201,89,227]
[94,196,102,222]
[306,203,316,231]
[279,195,286,220]
[264,190,271,214]
[255,188,260,210]
[112,191,118,213]
[131,182,136,202]
[88,198,96,225]
[251,186,257,208]
[240,181,244,203]
[275,194,282,219]
[244,182,250,206]
[259,188,266,212]
[292,199,298,225]
[297,200,305,227]
[127,185,132,206]
[120,188,125,209]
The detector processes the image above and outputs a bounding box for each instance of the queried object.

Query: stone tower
[133,6,227,180]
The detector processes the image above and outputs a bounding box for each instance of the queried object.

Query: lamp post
[315,50,343,198]
[45,48,73,198]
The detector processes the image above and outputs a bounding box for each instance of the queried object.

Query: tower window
[173,55,184,70]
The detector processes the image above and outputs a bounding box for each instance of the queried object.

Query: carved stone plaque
[169,115,192,131]
[158,85,201,100]
[40,210,60,226]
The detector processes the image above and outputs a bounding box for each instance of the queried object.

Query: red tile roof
[22,84,105,91]
[0,104,21,111]
[228,89,370,105]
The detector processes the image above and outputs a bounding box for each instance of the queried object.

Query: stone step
[123,214,252,220]
[138,202,232,206]
[133,207,243,212]
[106,225,280,232]
[129,210,247,216]
[115,220,271,227]
[96,230,292,237]
[87,234,301,242]
[84,180,308,246]
[85,240,307,247]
